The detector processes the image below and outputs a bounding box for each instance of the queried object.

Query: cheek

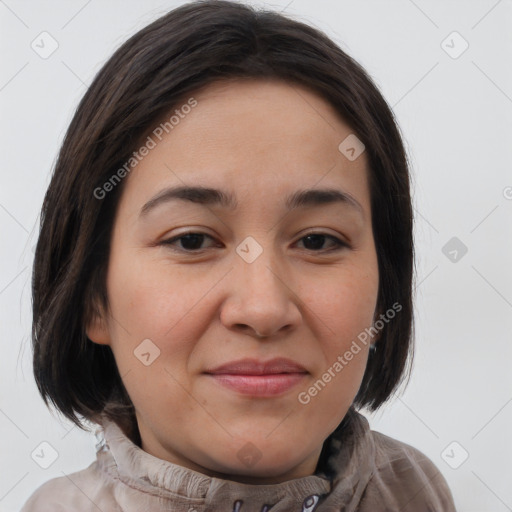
[104,257,208,415]
[295,270,376,428]
[109,253,178,330]
[301,264,379,343]
[105,254,218,362]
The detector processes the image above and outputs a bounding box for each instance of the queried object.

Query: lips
[204,358,308,396]
[206,357,307,375]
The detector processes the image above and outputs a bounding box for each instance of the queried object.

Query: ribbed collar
[94,408,375,511]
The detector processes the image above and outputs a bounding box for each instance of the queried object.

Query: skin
[87,78,380,484]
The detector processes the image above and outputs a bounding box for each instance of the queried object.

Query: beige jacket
[21,409,456,511]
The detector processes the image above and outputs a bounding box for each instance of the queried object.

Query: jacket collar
[95,407,375,511]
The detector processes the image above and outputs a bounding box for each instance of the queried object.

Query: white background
[1,1,511,510]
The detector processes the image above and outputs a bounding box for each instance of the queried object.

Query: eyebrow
[140,185,364,217]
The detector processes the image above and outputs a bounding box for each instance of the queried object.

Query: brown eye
[160,231,349,254]
[161,232,217,252]
[296,233,348,252]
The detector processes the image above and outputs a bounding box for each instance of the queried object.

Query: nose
[220,245,302,340]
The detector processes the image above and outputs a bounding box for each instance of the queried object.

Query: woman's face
[87,79,379,483]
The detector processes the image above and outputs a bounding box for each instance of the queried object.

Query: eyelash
[159,231,349,254]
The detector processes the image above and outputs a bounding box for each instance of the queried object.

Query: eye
[295,232,349,252]
[160,231,349,253]
[160,232,217,252]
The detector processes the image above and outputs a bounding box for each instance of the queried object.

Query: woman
[23,1,456,510]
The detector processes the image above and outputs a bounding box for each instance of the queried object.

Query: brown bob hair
[32,0,414,437]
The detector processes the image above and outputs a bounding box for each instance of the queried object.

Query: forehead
[171,78,364,167]
[119,79,371,216]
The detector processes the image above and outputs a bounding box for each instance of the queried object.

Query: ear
[85,306,111,346]
[370,308,383,345]
[372,325,383,344]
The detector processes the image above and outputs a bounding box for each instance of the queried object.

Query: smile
[204,357,308,397]
[208,373,307,396]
